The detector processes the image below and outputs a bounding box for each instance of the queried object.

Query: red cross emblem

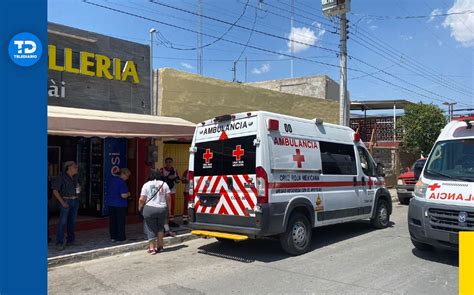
[232,145,245,161]
[428,183,441,191]
[292,149,305,168]
[367,177,374,189]
[203,148,213,164]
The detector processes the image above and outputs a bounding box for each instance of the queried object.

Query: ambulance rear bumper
[188,203,287,238]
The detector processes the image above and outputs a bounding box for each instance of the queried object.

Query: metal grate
[428,208,474,232]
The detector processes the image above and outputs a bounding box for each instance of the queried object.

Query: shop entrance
[163,143,191,217]
[48,136,153,217]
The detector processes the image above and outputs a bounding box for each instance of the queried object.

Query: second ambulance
[187,111,391,255]
[408,116,474,251]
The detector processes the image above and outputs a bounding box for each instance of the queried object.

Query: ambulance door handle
[227,177,233,189]
[361,176,366,186]
[353,177,357,187]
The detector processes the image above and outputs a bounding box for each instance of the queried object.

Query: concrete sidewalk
[48,220,198,268]
[49,190,401,268]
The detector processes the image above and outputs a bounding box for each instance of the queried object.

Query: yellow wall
[162,143,190,216]
[157,68,339,124]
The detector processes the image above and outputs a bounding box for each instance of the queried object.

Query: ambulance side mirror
[376,163,385,177]
[414,164,423,180]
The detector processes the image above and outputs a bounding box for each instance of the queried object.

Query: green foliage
[399,103,446,156]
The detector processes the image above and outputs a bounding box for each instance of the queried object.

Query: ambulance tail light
[256,166,269,204]
[267,119,279,131]
[354,133,361,142]
[188,170,195,196]
[414,180,428,198]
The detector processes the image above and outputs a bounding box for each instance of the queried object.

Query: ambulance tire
[280,212,312,256]
[371,199,390,229]
[411,239,433,251]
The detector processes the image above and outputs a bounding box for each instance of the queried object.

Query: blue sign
[8,32,43,67]
[103,138,128,215]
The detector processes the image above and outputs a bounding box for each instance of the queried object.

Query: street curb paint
[459,232,474,295]
[47,233,199,268]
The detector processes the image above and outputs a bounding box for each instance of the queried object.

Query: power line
[149,0,340,55]
[150,0,251,51]
[350,34,473,97]
[83,0,470,105]
[349,9,474,20]
[279,0,468,89]
[149,0,470,105]
[274,0,470,106]
[82,0,344,70]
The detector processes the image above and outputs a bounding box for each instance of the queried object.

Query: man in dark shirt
[51,161,80,250]
[105,168,131,242]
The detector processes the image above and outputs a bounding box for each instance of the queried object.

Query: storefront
[47,23,195,221]
[48,106,195,217]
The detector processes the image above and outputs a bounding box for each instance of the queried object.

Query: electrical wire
[83,0,470,105]
[349,10,474,20]
[148,0,251,51]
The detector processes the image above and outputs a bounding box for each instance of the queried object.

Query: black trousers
[109,206,127,241]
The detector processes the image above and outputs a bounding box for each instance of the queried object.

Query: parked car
[396,158,427,204]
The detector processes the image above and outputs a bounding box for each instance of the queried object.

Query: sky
[48,0,474,114]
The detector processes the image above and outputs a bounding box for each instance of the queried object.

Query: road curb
[48,233,199,268]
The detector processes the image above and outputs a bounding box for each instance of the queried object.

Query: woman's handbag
[138,182,165,221]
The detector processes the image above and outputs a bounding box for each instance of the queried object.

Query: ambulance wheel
[371,199,390,229]
[280,213,312,256]
[411,239,433,251]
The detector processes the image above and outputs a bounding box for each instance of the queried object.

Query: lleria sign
[48,45,140,84]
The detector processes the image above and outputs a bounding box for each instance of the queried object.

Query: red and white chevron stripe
[194,174,257,217]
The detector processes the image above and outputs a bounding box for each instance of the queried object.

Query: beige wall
[156,68,339,124]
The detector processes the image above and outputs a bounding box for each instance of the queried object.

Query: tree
[399,103,446,156]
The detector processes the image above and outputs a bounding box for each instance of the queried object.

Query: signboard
[102,138,128,215]
[322,0,350,17]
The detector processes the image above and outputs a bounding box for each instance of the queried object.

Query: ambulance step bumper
[191,230,249,241]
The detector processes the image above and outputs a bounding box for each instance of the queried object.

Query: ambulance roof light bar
[267,119,279,131]
[214,114,232,122]
[453,115,474,129]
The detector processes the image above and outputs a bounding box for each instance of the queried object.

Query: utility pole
[290,0,294,78]
[443,101,457,121]
[232,61,237,82]
[197,0,203,75]
[339,13,348,126]
[245,57,248,82]
[149,28,156,115]
[322,0,351,126]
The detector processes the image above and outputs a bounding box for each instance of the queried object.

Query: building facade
[154,68,340,124]
[47,24,195,220]
[245,75,346,102]
[48,22,150,114]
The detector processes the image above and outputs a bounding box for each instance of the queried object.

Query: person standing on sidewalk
[105,168,131,242]
[160,158,179,227]
[52,161,81,250]
[181,169,191,225]
[139,170,171,255]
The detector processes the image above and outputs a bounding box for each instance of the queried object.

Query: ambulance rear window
[194,135,257,176]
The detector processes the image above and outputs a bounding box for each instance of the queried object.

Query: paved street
[48,204,459,295]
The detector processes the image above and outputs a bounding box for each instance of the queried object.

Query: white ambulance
[408,116,474,251]
[187,111,392,255]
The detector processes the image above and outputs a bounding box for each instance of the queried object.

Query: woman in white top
[139,170,171,255]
